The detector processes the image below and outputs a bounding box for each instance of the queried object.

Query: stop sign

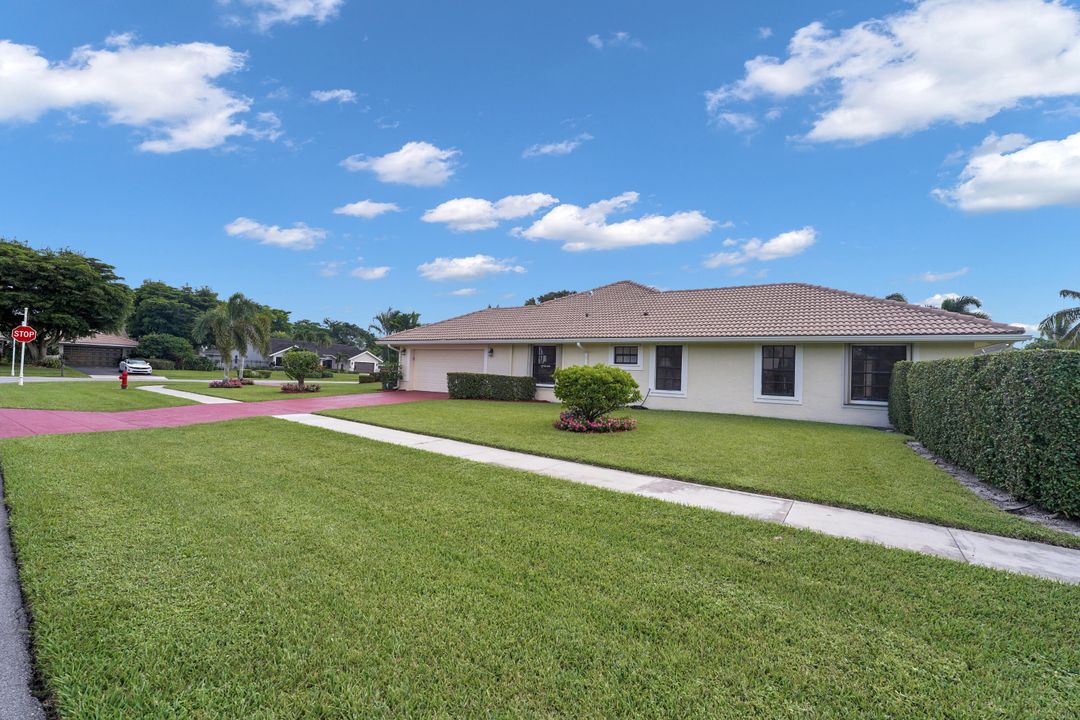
[11,325,37,343]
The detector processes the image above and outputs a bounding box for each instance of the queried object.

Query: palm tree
[884,292,907,302]
[939,295,990,319]
[1039,289,1080,348]
[192,305,234,379]
[226,293,271,377]
[370,307,421,361]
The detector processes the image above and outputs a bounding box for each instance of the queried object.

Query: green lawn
[161,369,361,381]
[320,400,1078,547]
[166,381,381,402]
[0,381,193,411]
[0,364,88,378]
[1,418,1076,718]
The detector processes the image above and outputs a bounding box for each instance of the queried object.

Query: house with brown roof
[379,281,1028,426]
[60,332,139,368]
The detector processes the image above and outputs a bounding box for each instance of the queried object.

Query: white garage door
[410,349,484,392]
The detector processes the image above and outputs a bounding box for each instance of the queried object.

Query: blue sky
[1,0,1077,333]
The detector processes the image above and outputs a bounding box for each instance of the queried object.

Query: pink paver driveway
[0,391,447,439]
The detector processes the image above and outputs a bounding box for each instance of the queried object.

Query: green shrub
[281,350,321,388]
[177,356,216,372]
[357,373,379,384]
[446,373,536,401]
[553,365,642,421]
[134,333,195,363]
[887,361,913,434]
[255,369,272,379]
[377,364,402,390]
[35,356,62,369]
[904,350,1080,516]
[145,357,176,371]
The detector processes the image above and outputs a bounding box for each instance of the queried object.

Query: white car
[122,358,153,375]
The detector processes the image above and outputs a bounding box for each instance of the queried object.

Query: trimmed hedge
[145,357,176,371]
[447,373,536,401]
[887,360,913,434]
[895,350,1080,516]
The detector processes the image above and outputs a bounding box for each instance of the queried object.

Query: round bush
[281,350,321,387]
[553,364,642,422]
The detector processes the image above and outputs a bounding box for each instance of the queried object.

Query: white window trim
[649,344,687,398]
[844,343,910,407]
[530,344,559,388]
[754,344,803,405]
[608,344,642,370]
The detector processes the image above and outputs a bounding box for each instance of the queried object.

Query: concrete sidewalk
[278,413,1080,584]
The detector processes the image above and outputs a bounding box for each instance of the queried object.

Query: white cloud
[714,112,759,133]
[703,227,817,267]
[310,88,356,103]
[422,193,558,232]
[332,199,400,218]
[518,192,715,252]
[225,217,326,250]
[450,288,478,296]
[1009,321,1039,335]
[919,267,969,282]
[417,255,525,281]
[933,131,1080,210]
[318,260,344,277]
[758,27,774,39]
[350,266,391,280]
[0,38,263,153]
[586,31,644,50]
[341,141,459,186]
[922,292,960,307]
[226,0,344,31]
[708,0,1080,142]
[522,133,593,158]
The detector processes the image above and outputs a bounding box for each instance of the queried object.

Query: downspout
[575,342,589,364]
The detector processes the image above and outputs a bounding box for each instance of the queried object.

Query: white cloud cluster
[225,217,326,250]
[341,141,459,186]
[0,37,261,153]
[417,255,525,281]
[922,292,960,307]
[703,227,817,267]
[934,131,1080,211]
[522,133,592,158]
[310,88,356,104]
[332,199,400,218]
[516,192,715,251]
[227,0,344,31]
[708,0,1080,142]
[919,267,969,282]
[422,193,558,232]
[450,288,477,296]
[351,266,391,280]
[587,32,644,50]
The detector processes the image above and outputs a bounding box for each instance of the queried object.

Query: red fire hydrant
[120,370,128,390]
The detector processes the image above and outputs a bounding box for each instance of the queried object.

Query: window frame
[754,344,803,404]
[609,344,642,370]
[845,343,909,405]
[530,344,559,387]
[650,344,687,397]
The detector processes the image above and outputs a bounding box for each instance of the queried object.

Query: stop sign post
[10,307,33,386]
[11,326,36,343]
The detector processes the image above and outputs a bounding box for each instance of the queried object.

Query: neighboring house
[60,332,139,367]
[346,349,383,374]
[379,281,1028,427]
[265,338,364,371]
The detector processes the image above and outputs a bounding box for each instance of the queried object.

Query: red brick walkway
[0,391,447,439]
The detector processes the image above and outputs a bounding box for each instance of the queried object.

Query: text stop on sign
[11,326,37,343]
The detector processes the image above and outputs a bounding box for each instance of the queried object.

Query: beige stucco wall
[401,340,984,427]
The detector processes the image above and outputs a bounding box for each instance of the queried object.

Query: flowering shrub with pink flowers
[208,379,244,389]
[281,383,321,393]
[553,411,637,433]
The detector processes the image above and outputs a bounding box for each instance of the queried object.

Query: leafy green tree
[0,239,133,361]
[263,307,292,335]
[291,319,334,345]
[323,318,376,349]
[524,290,574,306]
[553,365,642,421]
[133,333,195,363]
[1039,289,1080,349]
[192,305,235,379]
[939,295,990,319]
[127,297,197,339]
[226,293,271,376]
[282,350,320,388]
[884,292,907,302]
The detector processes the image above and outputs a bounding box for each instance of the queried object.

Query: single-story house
[265,339,365,371]
[379,280,1028,426]
[347,350,383,374]
[60,332,139,367]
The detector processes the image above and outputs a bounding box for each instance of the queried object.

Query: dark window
[850,345,907,402]
[655,345,683,392]
[761,345,796,397]
[613,346,639,365]
[532,345,557,385]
